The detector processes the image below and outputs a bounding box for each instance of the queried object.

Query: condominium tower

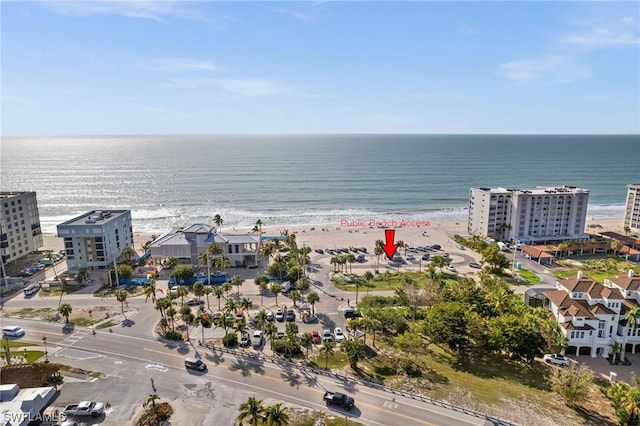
[468,186,589,244]
[624,184,640,233]
[57,210,133,271]
[0,192,43,264]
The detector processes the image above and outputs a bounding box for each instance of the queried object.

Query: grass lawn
[516,268,540,285]
[311,351,350,370]
[3,341,37,348]
[11,307,58,321]
[552,260,638,282]
[96,320,118,329]
[1,350,45,363]
[332,271,454,292]
[39,285,83,296]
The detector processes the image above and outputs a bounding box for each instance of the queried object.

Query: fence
[198,342,517,426]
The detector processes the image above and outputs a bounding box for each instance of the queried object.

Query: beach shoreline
[38,217,629,257]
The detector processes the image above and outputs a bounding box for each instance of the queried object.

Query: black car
[286,310,295,321]
[421,253,430,261]
[323,391,355,410]
[431,244,442,250]
[469,262,482,269]
[315,249,324,254]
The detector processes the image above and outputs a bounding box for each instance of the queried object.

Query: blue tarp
[133,252,151,266]
[117,278,152,286]
[261,236,285,241]
[167,276,230,287]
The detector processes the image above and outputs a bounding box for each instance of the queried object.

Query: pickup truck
[323,391,355,410]
[63,401,104,417]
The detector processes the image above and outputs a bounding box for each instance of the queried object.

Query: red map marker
[381,229,399,259]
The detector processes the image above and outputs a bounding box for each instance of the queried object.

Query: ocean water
[1,134,638,233]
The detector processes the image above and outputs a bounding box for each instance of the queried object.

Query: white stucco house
[148,224,260,267]
[544,270,640,359]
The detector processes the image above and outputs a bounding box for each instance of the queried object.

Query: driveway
[570,353,640,384]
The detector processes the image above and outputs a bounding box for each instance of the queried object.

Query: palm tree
[166,306,177,331]
[374,245,383,267]
[254,275,270,306]
[264,322,278,350]
[193,281,205,302]
[198,250,212,285]
[239,297,253,314]
[232,274,244,299]
[624,307,640,331]
[222,282,233,299]
[224,298,238,315]
[306,291,320,315]
[75,268,90,285]
[214,313,234,334]
[144,280,162,304]
[270,283,282,306]
[288,289,301,307]
[176,285,189,305]
[120,246,136,265]
[146,393,160,409]
[254,309,268,330]
[215,256,232,276]
[213,286,225,310]
[341,338,366,370]
[611,240,623,257]
[320,340,335,369]
[115,288,128,318]
[59,303,73,323]
[234,321,248,339]
[203,285,212,310]
[214,214,224,232]
[610,342,622,363]
[262,403,289,426]
[237,396,264,426]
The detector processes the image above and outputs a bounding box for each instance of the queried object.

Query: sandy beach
[39,217,629,259]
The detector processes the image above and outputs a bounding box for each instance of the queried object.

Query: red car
[311,330,321,344]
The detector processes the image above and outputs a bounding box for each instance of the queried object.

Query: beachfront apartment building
[56,210,133,271]
[544,270,640,359]
[468,185,589,244]
[0,192,43,264]
[148,223,260,267]
[624,184,640,233]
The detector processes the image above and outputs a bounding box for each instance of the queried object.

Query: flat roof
[59,210,130,227]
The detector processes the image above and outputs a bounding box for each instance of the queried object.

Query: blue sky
[2,1,639,134]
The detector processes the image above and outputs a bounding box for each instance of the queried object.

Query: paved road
[14,318,494,426]
[1,250,508,426]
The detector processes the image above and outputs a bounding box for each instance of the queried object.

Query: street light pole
[42,336,49,363]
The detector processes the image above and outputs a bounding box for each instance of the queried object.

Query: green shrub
[272,339,302,355]
[222,332,237,347]
[164,330,183,341]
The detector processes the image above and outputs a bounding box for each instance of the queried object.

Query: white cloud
[561,16,640,49]
[145,58,222,72]
[215,79,287,96]
[41,0,206,23]
[501,55,589,83]
[159,77,288,96]
[1,94,33,105]
[277,8,309,22]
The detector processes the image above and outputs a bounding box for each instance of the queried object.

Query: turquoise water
[1,134,638,232]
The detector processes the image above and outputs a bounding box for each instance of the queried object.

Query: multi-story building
[624,184,640,233]
[57,210,133,271]
[148,224,260,267]
[468,185,589,243]
[0,192,43,264]
[544,270,640,359]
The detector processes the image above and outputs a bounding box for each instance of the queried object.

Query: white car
[252,330,263,348]
[543,354,570,366]
[2,326,25,338]
[322,329,333,343]
[333,327,345,343]
[445,265,457,272]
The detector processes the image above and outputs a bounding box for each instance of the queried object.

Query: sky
[1,1,639,135]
